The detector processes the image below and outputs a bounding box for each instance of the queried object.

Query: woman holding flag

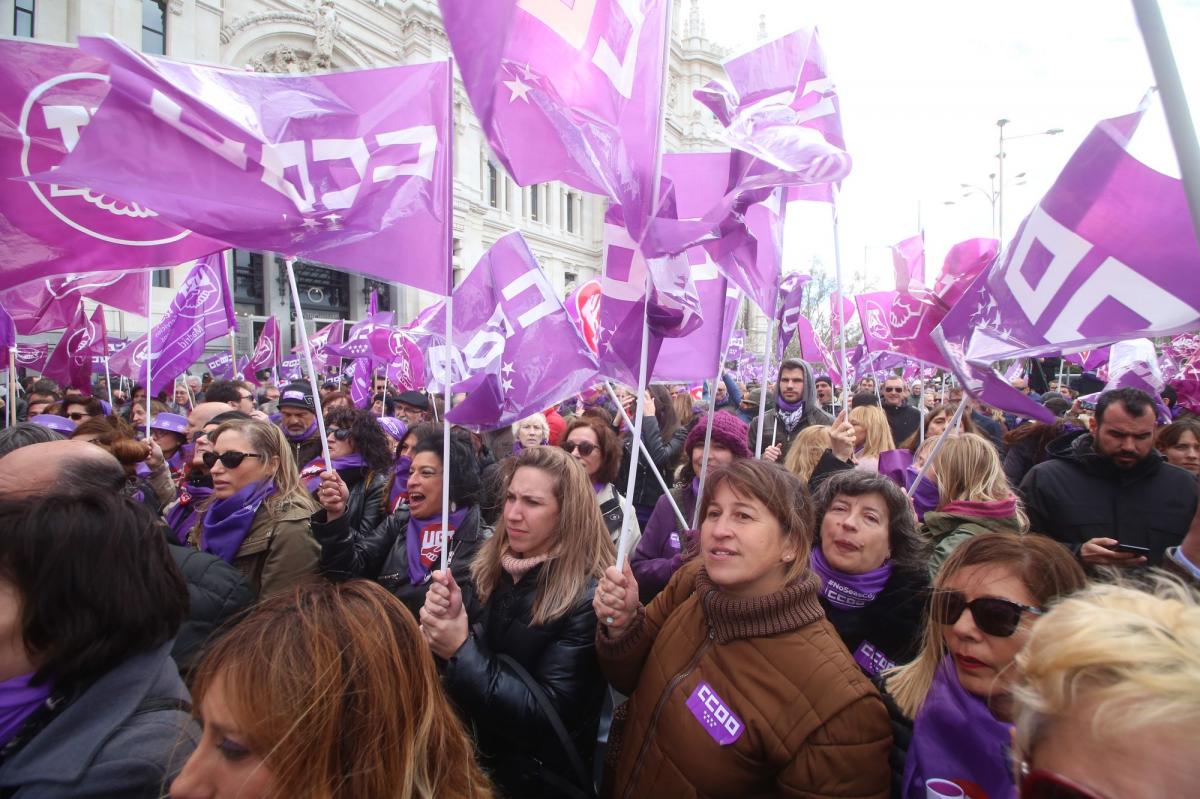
[298,406,390,539]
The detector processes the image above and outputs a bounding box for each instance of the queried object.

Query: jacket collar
[0,642,185,787]
[694,567,825,644]
[1054,432,1163,481]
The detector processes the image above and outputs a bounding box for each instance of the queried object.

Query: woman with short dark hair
[0,493,196,796]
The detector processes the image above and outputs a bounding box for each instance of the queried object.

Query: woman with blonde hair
[512,412,550,452]
[1011,577,1200,798]
[671,391,695,429]
[849,404,895,472]
[783,424,833,483]
[170,580,493,799]
[883,532,1086,798]
[186,419,318,597]
[923,432,1028,577]
[419,445,614,798]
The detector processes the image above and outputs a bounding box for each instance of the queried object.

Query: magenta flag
[774,272,812,362]
[0,271,151,335]
[41,37,453,294]
[440,0,670,241]
[830,291,856,339]
[0,40,223,292]
[368,328,426,391]
[654,256,740,382]
[108,254,237,393]
[246,316,281,375]
[419,232,599,429]
[206,352,235,380]
[892,234,926,293]
[854,291,898,355]
[15,343,49,373]
[42,304,106,392]
[295,319,343,373]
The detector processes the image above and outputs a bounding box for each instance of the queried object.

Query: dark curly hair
[410,431,483,508]
[324,406,395,473]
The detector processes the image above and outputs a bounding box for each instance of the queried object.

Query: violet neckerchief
[592,481,606,494]
[810,546,893,609]
[776,395,805,432]
[300,452,368,493]
[389,455,412,512]
[164,480,214,544]
[690,477,701,499]
[0,672,53,749]
[902,655,1017,799]
[200,480,276,563]
[406,506,470,585]
[283,419,318,443]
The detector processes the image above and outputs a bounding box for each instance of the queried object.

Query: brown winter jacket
[188,498,318,598]
[597,560,891,799]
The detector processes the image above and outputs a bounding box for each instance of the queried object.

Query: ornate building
[6,0,748,365]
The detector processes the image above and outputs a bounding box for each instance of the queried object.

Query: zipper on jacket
[622,626,716,799]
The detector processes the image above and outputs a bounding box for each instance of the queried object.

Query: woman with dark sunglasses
[184,419,318,597]
[1011,578,1200,799]
[296,407,391,540]
[561,415,640,548]
[163,411,249,545]
[883,533,1085,799]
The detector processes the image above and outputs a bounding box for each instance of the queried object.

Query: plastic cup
[926,779,966,799]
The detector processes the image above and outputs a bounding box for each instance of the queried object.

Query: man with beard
[748,358,833,462]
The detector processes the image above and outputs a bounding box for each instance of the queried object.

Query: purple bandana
[164,482,214,544]
[852,641,898,678]
[199,480,276,563]
[776,396,803,413]
[283,419,319,443]
[0,672,53,749]
[406,506,469,585]
[592,481,606,495]
[300,452,368,493]
[902,656,1016,799]
[810,546,893,610]
[684,681,744,746]
[389,455,412,512]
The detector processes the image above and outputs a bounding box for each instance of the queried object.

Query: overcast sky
[697,0,1200,292]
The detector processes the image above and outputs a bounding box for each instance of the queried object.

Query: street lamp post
[995,119,1064,243]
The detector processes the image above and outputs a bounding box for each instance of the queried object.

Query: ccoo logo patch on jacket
[419,522,457,571]
[685,681,744,746]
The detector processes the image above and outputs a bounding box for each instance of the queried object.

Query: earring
[783,554,794,562]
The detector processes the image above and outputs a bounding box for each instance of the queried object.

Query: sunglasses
[1020,768,1105,799]
[202,450,263,470]
[883,387,906,393]
[327,428,352,441]
[932,590,1042,637]
[66,412,90,421]
[562,441,598,457]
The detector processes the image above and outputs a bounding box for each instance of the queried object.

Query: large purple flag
[421,232,599,429]
[933,107,1200,421]
[246,316,280,375]
[41,37,453,294]
[108,253,237,394]
[15,343,49,373]
[653,255,740,382]
[0,40,223,292]
[440,0,670,242]
[0,270,151,335]
[42,303,106,392]
[774,272,812,362]
[854,291,899,355]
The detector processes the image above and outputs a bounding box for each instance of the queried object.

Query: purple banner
[684,681,744,746]
[246,315,280,374]
[42,303,105,392]
[15,343,49,373]
[0,270,150,335]
[892,234,925,293]
[206,351,234,380]
[774,272,811,362]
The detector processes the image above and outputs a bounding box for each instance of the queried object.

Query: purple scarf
[165,482,215,544]
[406,506,470,585]
[776,395,805,432]
[690,477,700,499]
[300,453,368,493]
[909,466,941,521]
[902,656,1016,799]
[0,672,53,749]
[283,419,319,443]
[199,480,276,563]
[810,546,893,609]
[389,456,412,512]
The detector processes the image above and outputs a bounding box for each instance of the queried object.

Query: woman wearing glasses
[58,393,104,424]
[884,532,1085,799]
[311,430,487,617]
[185,419,318,597]
[561,415,641,548]
[297,407,391,539]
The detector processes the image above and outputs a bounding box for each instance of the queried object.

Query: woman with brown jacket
[594,459,891,798]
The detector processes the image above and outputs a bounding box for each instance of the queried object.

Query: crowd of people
[0,360,1196,798]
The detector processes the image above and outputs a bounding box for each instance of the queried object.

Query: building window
[566,192,576,233]
[141,0,166,55]
[233,250,266,315]
[487,162,498,208]
[362,278,392,312]
[151,269,171,288]
[13,0,34,37]
[530,184,540,221]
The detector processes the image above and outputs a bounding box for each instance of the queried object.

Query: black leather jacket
[311,503,488,617]
[329,466,388,541]
[443,565,604,799]
[618,416,686,509]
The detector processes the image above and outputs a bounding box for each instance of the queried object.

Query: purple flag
[206,351,235,380]
[726,329,745,364]
[654,256,740,382]
[1063,347,1111,371]
[42,37,453,294]
[108,253,237,394]
[420,232,599,429]
[565,279,604,357]
[0,270,151,335]
[830,290,856,339]
[854,291,898,355]
[440,0,670,241]
[296,319,344,373]
[774,272,812,362]
[349,358,373,408]
[796,314,841,383]
[42,303,106,392]
[368,328,426,391]
[279,355,304,383]
[0,302,14,351]
[892,234,926,293]
[15,343,49,373]
[0,39,223,292]
[246,316,281,375]
[327,311,394,361]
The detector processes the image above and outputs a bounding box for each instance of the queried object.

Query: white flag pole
[440,56,455,572]
[754,291,779,458]
[283,258,332,469]
[693,292,740,529]
[103,356,113,408]
[604,381,687,531]
[144,276,153,439]
[907,395,968,498]
[832,190,850,413]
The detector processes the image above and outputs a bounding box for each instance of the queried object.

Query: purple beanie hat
[684,412,751,460]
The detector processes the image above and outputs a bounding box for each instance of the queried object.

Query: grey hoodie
[746,359,834,456]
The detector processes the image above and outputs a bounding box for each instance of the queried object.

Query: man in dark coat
[749,358,834,461]
[1020,387,1197,568]
[880,376,920,445]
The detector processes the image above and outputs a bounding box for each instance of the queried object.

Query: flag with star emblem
[36,37,453,293]
[440,0,670,242]
[416,232,599,429]
[932,104,1200,421]
[42,303,107,392]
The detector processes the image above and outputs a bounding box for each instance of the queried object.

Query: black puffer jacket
[311,504,488,617]
[820,564,929,678]
[1019,430,1197,565]
[167,543,256,678]
[442,564,604,799]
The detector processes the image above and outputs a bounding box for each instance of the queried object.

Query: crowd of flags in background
[0,0,1198,427]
